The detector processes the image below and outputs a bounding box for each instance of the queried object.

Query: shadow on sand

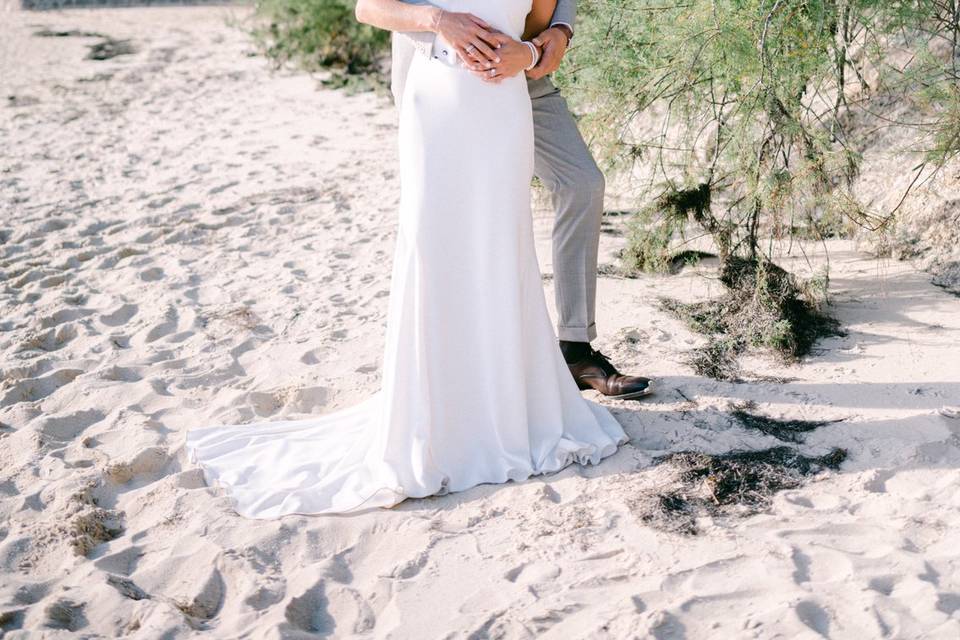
[391,379,960,533]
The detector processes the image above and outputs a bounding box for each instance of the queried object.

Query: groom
[359,0,652,400]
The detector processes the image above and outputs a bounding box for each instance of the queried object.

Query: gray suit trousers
[392,35,603,342]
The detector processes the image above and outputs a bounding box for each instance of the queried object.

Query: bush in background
[251,0,390,88]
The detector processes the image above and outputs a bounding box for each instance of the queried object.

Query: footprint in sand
[284,580,336,635]
[17,324,78,353]
[72,248,107,264]
[0,368,83,407]
[11,268,56,290]
[100,304,139,327]
[103,446,172,484]
[174,568,225,622]
[94,546,145,576]
[0,609,25,634]
[246,391,284,418]
[12,582,49,606]
[143,308,179,343]
[328,586,376,635]
[138,267,164,282]
[794,600,831,637]
[300,348,323,365]
[938,593,960,616]
[96,365,142,382]
[504,561,561,585]
[288,387,329,413]
[20,218,70,241]
[34,409,105,443]
[867,575,898,596]
[38,273,70,289]
[79,219,123,237]
[391,550,430,580]
[0,359,53,381]
[43,599,87,632]
[39,308,92,329]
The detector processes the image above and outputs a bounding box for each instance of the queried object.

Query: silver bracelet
[522,41,540,71]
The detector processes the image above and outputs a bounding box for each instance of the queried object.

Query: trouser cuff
[557,323,597,343]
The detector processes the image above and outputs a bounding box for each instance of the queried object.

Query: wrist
[550,24,573,46]
[522,41,541,70]
[425,7,443,34]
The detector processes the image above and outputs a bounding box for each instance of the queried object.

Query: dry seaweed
[634,446,847,535]
[661,257,842,379]
[731,402,842,444]
[86,39,136,61]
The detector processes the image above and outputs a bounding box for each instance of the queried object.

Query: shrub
[251,0,390,88]
[559,0,960,371]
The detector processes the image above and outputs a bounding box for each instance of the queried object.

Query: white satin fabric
[186,0,627,519]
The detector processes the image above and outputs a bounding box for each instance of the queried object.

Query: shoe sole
[575,383,654,400]
[607,386,654,400]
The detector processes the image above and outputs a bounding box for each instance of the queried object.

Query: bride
[186,0,628,518]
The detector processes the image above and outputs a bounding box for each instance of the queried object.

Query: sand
[2,5,960,639]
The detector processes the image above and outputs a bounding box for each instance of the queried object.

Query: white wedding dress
[186,0,627,518]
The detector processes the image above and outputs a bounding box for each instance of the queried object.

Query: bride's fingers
[469,36,500,64]
[468,66,498,83]
[454,41,488,66]
[461,49,491,69]
[474,29,502,51]
[455,45,481,66]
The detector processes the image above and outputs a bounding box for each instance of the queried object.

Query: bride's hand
[467,35,537,84]
[433,10,502,68]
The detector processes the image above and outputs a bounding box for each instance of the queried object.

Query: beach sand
[2,6,960,638]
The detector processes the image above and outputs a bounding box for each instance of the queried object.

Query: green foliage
[563,0,960,253]
[562,0,960,370]
[251,0,390,87]
[622,207,683,273]
[621,183,720,274]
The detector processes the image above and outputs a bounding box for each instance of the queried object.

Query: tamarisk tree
[560,0,960,373]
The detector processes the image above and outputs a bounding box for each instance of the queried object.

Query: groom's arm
[526,0,575,80]
[551,0,576,34]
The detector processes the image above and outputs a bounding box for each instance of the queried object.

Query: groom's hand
[435,10,502,68]
[526,26,570,80]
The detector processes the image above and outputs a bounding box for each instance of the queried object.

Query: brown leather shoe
[568,349,653,400]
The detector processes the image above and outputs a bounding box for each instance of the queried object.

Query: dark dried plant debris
[634,446,847,535]
[44,599,87,632]
[70,508,124,556]
[731,401,842,444]
[34,29,105,38]
[87,39,136,61]
[661,257,843,380]
[106,575,150,601]
[0,609,25,633]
